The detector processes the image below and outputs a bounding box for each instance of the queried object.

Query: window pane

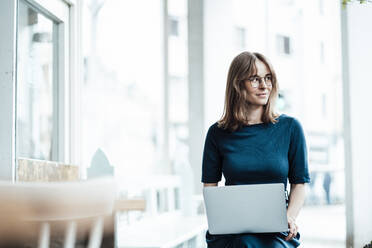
[16,1,56,161]
[82,0,164,177]
[169,17,179,36]
[168,0,188,176]
[235,26,246,50]
[276,34,291,55]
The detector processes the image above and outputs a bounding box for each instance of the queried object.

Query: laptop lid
[203,183,288,235]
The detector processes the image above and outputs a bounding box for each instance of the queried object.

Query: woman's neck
[245,105,264,125]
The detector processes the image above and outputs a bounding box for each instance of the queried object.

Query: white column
[69,1,83,172]
[0,0,17,181]
[163,0,171,174]
[188,0,235,193]
[341,3,372,248]
[188,0,205,194]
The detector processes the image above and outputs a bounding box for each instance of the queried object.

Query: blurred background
[2,0,372,247]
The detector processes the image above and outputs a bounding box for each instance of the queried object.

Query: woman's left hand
[285,216,298,241]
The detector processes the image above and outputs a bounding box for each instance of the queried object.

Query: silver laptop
[203,183,288,235]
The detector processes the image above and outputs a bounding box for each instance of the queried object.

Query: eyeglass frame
[244,74,273,88]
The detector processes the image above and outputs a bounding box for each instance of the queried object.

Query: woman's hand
[285,183,305,241]
[285,216,298,241]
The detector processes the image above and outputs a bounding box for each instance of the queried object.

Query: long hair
[218,52,279,131]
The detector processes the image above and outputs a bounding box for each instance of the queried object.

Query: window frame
[0,0,81,181]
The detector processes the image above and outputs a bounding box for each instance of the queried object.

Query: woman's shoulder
[206,121,230,137]
[277,113,301,125]
[207,122,223,133]
[204,122,224,143]
[277,114,304,133]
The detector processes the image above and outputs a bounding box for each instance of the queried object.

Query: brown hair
[218,51,279,131]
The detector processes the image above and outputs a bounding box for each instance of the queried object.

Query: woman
[202,51,310,248]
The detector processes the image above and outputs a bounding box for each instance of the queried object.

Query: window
[167,0,189,178]
[319,0,324,15]
[15,0,72,165]
[16,1,57,161]
[235,26,246,50]
[276,35,292,55]
[81,0,165,176]
[322,93,327,118]
[280,0,294,5]
[320,41,325,63]
[169,17,179,36]
[0,0,75,180]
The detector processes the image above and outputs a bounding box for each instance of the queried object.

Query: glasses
[246,74,273,88]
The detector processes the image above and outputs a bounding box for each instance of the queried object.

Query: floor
[297,204,346,248]
[116,204,346,248]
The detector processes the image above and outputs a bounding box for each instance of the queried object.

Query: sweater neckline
[240,114,284,130]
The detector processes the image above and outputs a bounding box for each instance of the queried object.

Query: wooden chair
[13,158,146,247]
[0,178,116,248]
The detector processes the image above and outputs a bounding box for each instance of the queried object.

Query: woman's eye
[266,75,272,81]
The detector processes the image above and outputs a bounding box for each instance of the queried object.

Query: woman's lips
[256,93,268,98]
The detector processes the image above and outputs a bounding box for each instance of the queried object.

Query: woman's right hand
[285,216,298,241]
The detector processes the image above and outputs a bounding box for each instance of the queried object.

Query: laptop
[203,183,288,235]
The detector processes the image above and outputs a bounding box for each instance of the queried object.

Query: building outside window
[276,34,292,55]
[320,41,325,63]
[12,0,73,170]
[169,17,180,37]
[235,26,247,50]
[81,0,166,178]
[16,1,56,161]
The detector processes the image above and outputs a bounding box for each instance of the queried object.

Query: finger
[285,222,292,241]
[285,223,296,240]
[287,230,295,240]
[292,230,297,239]
[286,230,295,241]
[293,224,298,237]
[285,233,293,241]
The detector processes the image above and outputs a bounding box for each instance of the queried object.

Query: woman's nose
[258,81,268,89]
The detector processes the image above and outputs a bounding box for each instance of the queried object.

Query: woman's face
[244,59,272,106]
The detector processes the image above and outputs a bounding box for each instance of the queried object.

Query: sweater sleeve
[288,118,311,184]
[201,124,223,183]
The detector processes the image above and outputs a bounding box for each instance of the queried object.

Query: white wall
[341,3,372,247]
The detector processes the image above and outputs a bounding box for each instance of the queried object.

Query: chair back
[0,178,116,248]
